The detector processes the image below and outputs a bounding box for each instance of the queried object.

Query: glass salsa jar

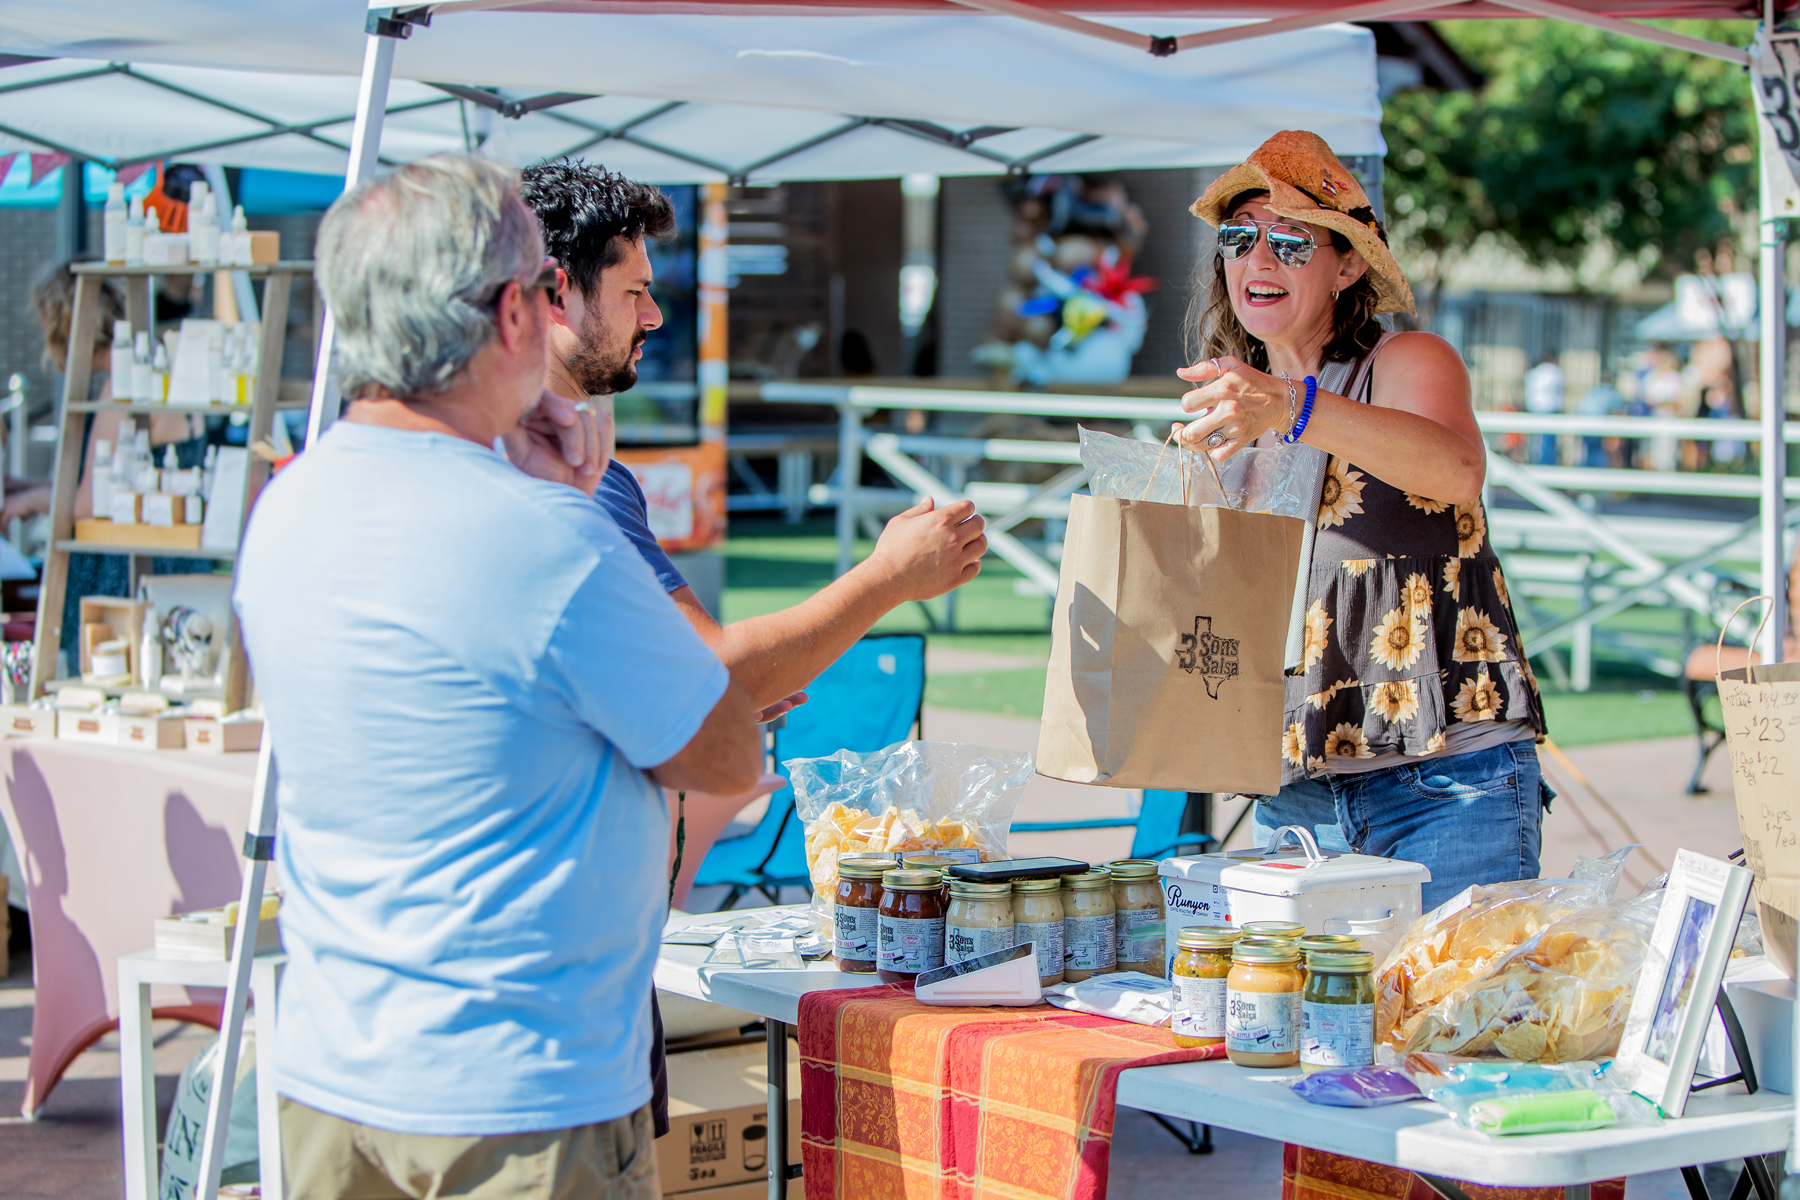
[1301,950,1376,1074]
[877,868,946,984]
[1239,920,1306,943]
[945,879,1014,965]
[1105,859,1164,976]
[1170,926,1239,1048]
[1296,934,1361,958]
[1061,868,1116,982]
[1225,940,1304,1068]
[1012,876,1066,987]
[833,856,897,973]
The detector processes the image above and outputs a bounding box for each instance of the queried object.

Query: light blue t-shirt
[234,420,727,1136]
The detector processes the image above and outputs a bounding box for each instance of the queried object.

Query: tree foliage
[1383,20,1759,281]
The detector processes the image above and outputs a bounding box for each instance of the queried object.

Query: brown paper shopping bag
[1037,492,1304,795]
[1716,597,1800,979]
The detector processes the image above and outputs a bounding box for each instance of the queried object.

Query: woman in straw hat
[1179,131,1548,909]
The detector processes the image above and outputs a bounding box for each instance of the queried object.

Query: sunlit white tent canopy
[0,5,1384,181]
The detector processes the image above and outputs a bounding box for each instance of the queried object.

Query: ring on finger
[1206,432,1226,449]
[573,401,594,414]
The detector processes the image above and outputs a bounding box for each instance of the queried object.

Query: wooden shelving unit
[29,261,312,708]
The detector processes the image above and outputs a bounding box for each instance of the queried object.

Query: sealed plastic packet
[788,741,1034,936]
[1424,1061,1658,1136]
[1043,972,1177,1027]
[1289,1067,1424,1108]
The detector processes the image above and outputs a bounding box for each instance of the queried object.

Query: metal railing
[745,382,1796,685]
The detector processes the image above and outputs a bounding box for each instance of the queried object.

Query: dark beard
[567,319,646,395]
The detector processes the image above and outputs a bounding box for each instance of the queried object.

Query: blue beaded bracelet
[1281,375,1317,444]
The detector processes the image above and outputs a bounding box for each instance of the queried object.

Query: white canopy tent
[0,10,1384,181]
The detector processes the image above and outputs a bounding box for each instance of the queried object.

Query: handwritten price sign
[1719,662,1799,925]
[1756,34,1800,217]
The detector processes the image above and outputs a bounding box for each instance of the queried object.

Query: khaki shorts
[280,1097,661,1200]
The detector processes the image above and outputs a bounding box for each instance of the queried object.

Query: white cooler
[1160,825,1430,974]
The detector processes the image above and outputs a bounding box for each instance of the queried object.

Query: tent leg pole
[1760,20,1791,659]
[307,32,397,448]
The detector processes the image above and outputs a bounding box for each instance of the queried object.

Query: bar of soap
[1465,1090,1614,1136]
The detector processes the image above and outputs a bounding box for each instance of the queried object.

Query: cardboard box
[659,1041,800,1196]
[247,231,280,265]
[185,716,261,753]
[0,706,55,739]
[670,1180,799,1200]
[56,709,112,743]
[117,711,186,750]
[77,597,147,679]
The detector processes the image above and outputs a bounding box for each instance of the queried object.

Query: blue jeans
[1252,742,1551,911]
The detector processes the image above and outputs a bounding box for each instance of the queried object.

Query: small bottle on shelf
[104,182,128,265]
[109,320,133,400]
[125,194,145,266]
[130,331,153,403]
[91,439,114,519]
[151,343,169,403]
[229,205,250,266]
[201,444,218,500]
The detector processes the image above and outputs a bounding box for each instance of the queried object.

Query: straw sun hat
[1192,130,1415,316]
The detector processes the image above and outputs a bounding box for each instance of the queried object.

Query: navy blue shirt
[595,460,687,594]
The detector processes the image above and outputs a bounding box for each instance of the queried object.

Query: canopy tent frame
[166,3,1789,1198]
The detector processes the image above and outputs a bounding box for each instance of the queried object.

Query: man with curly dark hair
[521,159,987,714]
[522,159,988,1141]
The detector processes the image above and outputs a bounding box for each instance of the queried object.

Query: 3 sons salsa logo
[1176,615,1238,699]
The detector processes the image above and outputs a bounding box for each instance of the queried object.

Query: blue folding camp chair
[693,633,926,909]
[1010,789,1218,858]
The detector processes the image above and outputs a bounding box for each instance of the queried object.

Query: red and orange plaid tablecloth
[797,984,1226,1200]
[796,985,1630,1200]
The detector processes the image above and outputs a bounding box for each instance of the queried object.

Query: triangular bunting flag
[28,152,69,187]
[117,160,155,187]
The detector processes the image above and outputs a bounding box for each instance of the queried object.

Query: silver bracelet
[1277,371,1299,436]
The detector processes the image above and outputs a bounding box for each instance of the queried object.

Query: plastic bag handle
[1262,823,1326,865]
[1146,425,1234,510]
[1716,594,1774,681]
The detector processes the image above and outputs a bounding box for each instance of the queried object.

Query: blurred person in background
[1640,345,1684,472]
[1576,373,1623,470]
[1522,354,1565,465]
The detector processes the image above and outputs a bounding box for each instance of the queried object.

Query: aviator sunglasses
[1216,218,1316,269]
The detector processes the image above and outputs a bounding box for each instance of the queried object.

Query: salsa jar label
[1171,974,1227,1040]
[1018,919,1064,978]
[878,915,945,974]
[1065,913,1116,972]
[1116,908,1163,965]
[946,923,1014,965]
[1301,1000,1374,1069]
[834,904,878,961]
[1225,987,1301,1055]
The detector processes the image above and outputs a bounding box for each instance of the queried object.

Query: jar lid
[1061,868,1113,889]
[948,879,1013,897]
[839,856,898,879]
[1239,921,1306,940]
[1296,933,1361,954]
[1176,926,1241,950]
[1104,859,1160,881]
[1012,876,1063,893]
[1306,950,1375,973]
[882,868,944,890]
[1232,940,1301,964]
[903,854,964,868]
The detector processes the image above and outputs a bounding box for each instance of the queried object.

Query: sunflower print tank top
[1281,343,1547,785]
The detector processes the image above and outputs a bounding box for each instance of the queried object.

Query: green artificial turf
[720,517,1706,747]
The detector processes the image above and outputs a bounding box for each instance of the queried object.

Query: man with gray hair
[235,154,759,1199]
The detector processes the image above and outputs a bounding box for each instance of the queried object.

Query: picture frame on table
[1613,848,1754,1117]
